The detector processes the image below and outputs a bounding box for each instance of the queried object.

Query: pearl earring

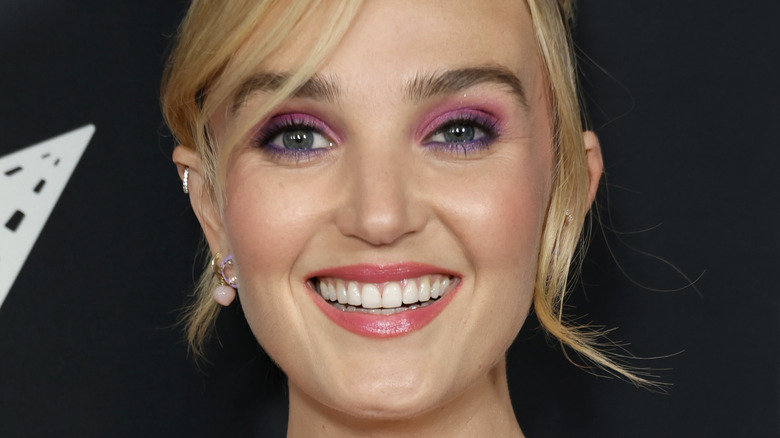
[211,252,237,306]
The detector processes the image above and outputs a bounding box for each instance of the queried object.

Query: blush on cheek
[221,158,335,288]
[488,205,544,270]
[472,166,548,261]
[222,175,286,281]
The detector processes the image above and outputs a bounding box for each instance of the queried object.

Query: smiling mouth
[309,275,459,315]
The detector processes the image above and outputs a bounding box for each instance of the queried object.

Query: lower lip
[307,285,459,338]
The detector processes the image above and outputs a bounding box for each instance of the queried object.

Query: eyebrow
[231,65,527,113]
[231,72,341,113]
[406,66,527,106]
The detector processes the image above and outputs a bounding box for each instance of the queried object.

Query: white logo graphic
[0,124,95,308]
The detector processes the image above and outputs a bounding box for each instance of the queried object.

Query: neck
[286,358,524,438]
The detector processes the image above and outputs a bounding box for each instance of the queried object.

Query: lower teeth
[330,300,435,314]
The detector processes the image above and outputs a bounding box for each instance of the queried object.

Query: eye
[253,113,337,161]
[427,122,487,144]
[421,111,500,156]
[266,127,334,151]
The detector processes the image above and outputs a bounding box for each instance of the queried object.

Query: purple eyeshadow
[421,111,501,155]
[253,113,334,161]
[252,107,502,162]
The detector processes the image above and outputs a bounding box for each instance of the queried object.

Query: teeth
[327,282,337,302]
[347,281,361,306]
[316,274,456,313]
[381,282,402,308]
[431,278,441,299]
[419,276,431,302]
[361,284,382,309]
[320,283,329,300]
[336,280,348,304]
[402,281,419,304]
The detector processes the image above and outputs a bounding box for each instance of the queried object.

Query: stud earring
[182,167,190,194]
[211,252,238,306]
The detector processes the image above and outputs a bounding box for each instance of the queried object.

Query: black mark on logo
[4,166,22,176]
[5,210,25,232]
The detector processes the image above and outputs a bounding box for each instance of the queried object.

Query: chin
[339,391,442,421]
[324,366,451,421]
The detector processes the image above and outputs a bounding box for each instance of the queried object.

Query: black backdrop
[1,2,777,437]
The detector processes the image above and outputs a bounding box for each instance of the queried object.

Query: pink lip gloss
[306,263,461,338]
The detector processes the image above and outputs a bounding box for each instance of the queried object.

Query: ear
[583,131,603,206]
[173,145,225,253]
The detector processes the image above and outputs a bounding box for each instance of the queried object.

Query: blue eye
[254,114,336,161]
[427,123,487,144]
[266,128,334,151]
[422,114,499,155]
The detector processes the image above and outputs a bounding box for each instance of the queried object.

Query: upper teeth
[316,275,454,309]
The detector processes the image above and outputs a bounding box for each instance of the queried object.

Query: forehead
[259,0,538,84]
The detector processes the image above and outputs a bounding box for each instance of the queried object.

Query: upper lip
[306,262,460,283]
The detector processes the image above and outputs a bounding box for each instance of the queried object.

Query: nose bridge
[337,138,422,246]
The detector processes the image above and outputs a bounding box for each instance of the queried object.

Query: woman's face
[213,0,552,419]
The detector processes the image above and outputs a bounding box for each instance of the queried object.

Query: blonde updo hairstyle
[162,0,649,386]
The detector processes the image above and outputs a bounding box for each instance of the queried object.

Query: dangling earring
[211,252,238,306]
[564,209,574,224]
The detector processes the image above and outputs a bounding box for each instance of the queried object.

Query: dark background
[1,2,777,437]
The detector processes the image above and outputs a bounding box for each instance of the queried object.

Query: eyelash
[253,111,501,161]
[422,113,500,156]
[253,114,334,162]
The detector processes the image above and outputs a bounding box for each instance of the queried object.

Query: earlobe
[173,145,225,253]
[583,131,603,206]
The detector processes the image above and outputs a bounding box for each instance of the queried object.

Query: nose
[335,140,426,246]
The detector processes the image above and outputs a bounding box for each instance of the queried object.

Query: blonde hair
[162,0,651,386]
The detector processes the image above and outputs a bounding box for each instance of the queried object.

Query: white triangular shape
[0,124,95,308]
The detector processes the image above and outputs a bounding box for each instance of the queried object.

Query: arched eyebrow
[231,72,341,113]
[406,66,527,107]
[231,65,526,113]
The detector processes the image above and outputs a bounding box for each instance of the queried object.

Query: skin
[174,1,603,436]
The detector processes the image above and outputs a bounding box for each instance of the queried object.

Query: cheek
[219,163,326,338]
[473,184,543,262]
[434,145,552,354]
[481,168,547,319]
[222,161,325,276]
[223,177,295,278]
[446,103,553,281]
[444,155,550,274]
